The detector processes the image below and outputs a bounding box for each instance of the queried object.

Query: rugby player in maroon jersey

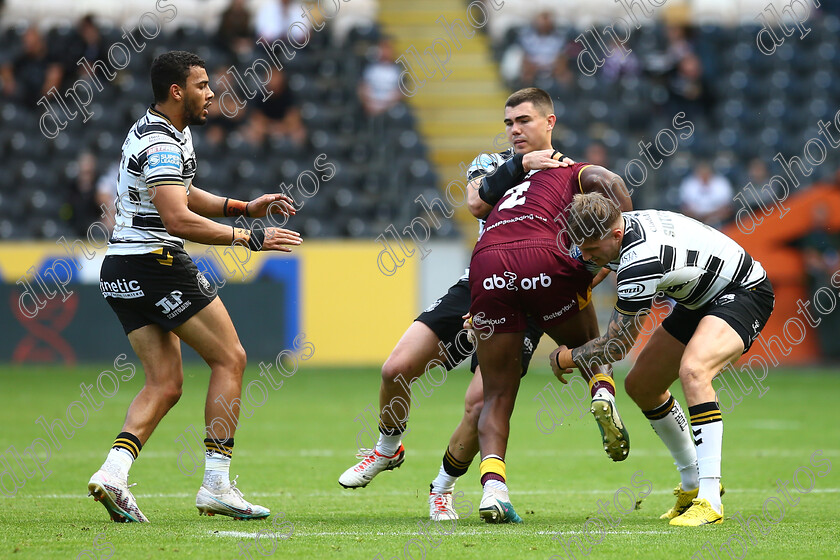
[468,135,632,522]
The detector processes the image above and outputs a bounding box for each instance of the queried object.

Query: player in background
[88,51,301,523]
[551,193,774,526]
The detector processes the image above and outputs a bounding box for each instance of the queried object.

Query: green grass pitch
[0,363,838,559]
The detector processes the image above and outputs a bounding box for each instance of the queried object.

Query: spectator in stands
[798,205,840,360]
[666,52,714,119]
[255,0,309,44]
[664,25,694,70]
[741,157,778,210]
[216,0,254,57]
[249,68,306,147]
[517,11,572,86]
[0,26,64,109]
[96,161,119,232]
[358,37,403,117]
[584,141,609,168]
[65,15,109,82]
[602,46,640,83]
[64,151,104,236]
[679,160,733,228]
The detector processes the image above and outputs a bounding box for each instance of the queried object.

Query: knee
[165,384,183,407]
[153,380,182,408]
[624,372,642,402]
[482,390,513,412]
[233,344,247,373]
[381,356,414,385]
[218,343,246,375]
[679,361,707,386]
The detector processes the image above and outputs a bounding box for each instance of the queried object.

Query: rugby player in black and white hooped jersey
[87,51,301,523]
[551,193,774,526]
[339,88,631,523]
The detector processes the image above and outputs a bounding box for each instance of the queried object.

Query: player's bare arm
[549,307,645,383]
[590,267,611,289]
[186,186,296,219]
[579,166,633,212]
[152,184,301,249]
[466,150,574,219]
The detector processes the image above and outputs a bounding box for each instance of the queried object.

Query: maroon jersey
[474,162,590,253]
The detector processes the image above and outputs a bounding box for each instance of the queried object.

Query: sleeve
[466,149,513,182]
[142,140,184,188]
[614,256,663,315]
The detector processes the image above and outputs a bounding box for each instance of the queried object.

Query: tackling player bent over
[551,193,774,526]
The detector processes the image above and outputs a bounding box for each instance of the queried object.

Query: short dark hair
[505,87,554,116]
[150,51,206,103]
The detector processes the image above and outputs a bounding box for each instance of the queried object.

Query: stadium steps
[377,0,507,229]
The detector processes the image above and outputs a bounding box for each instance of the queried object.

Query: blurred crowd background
[1,0,839,363]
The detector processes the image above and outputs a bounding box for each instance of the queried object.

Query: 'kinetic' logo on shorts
[100,279,144,299]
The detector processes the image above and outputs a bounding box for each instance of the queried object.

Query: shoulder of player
[466,148,515,179]
[139,134,183,155]
[617,217,660,270]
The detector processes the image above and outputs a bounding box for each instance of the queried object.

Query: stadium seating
[1,4,839,239]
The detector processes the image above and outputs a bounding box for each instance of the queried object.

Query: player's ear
[170,83,182,101]
[546,113,556,130]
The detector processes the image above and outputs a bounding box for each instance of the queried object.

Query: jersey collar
[147,105,186,142]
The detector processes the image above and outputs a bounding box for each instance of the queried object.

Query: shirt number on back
[498,181,530,211]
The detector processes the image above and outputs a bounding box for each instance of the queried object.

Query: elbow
[160,214,188,239]
[468,197,490,219]
[618,196,633,212]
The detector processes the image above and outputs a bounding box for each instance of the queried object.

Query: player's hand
[247,194,296,218]
[260,227,302,252]
[549,345,575,383]
[463,313,476,345]
[522,150,575,172]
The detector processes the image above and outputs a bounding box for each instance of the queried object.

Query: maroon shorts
[469,239,593,334]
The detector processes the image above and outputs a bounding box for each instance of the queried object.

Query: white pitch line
[209,529,672,539]
[28,488,840,500]
[19,447,840,460]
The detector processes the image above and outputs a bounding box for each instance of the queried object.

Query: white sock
[694,419,723,513]
[203,452,231,491]
[374,432,401,457]
[645,396,699,490]
[484,479,508,493]
[102,447,133,480]
[431,464,458,494]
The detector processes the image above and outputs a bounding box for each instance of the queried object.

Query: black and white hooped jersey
[604,210,766,314]
[108,106,197,255]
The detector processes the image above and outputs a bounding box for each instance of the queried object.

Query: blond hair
[566,192,622,244]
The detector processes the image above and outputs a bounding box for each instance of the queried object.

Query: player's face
[504,102,554,154]
[183,66,214,126]
[578,230,622,267]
